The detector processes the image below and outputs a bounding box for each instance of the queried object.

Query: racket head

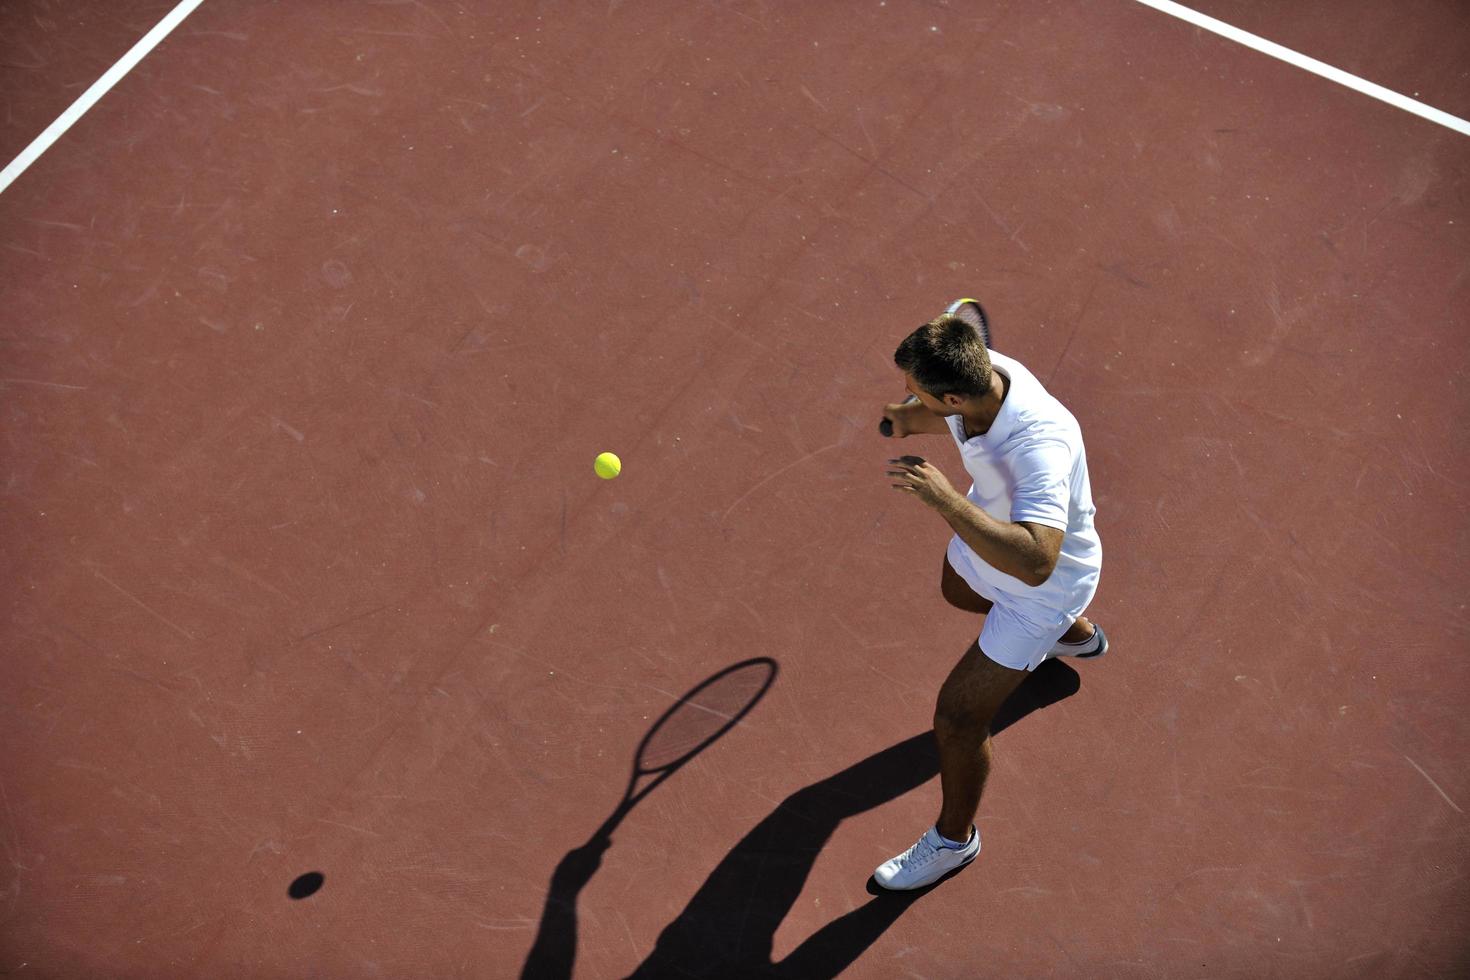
[944,297,992,349]
[633,658,777,776]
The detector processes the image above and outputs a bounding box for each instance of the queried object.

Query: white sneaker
[1046,623,1108,661]
[873,826,980,891]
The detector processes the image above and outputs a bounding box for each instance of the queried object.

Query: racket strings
[947,301,991,349]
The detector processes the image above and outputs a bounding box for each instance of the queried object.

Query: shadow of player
[521,658,1080,979]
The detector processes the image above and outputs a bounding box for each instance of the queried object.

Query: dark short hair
[893,312,992,399]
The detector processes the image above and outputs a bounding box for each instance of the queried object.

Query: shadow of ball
[288,872,324,899]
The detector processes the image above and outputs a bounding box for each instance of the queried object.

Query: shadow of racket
[520,657,778,980]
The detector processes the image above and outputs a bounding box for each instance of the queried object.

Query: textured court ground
[2,2,1468,977]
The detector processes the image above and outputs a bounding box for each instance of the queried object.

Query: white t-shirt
[944,350,1102,613]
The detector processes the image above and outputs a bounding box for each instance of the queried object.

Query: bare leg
[940,556,994,615]
[1058,615,1095,644]
[936,732,996,843]
[931,642,1027,842]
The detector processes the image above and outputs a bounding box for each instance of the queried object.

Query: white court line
[1133,0,1470,137]
[3,0,1462,200]
[0,0,208,197]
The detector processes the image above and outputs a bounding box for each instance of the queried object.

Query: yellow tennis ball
[594,451,622,480]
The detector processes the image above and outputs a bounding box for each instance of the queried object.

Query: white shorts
[946,536,1098,672]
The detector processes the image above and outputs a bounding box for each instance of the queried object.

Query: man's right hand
[881,397,947,438]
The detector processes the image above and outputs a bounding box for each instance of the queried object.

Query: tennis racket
[879,298,992,437]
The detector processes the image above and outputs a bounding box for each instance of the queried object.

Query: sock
[937,827,973,849]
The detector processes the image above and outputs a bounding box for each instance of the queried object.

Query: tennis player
[874,301,1106,890]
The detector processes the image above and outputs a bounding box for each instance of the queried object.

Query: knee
[940,580,971,612]
[940,573,991,615]
[932,698,991,745]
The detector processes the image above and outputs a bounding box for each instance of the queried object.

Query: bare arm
[887,456,1064,586]
[882,399,951,436]
[933,495,1063,587]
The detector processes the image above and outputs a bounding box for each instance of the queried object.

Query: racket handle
[878,395,920,437]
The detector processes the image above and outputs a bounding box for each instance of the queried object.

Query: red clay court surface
[3,2,1468,977]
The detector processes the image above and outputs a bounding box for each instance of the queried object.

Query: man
[874,300,1105,891]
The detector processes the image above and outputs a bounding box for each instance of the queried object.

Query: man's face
[904,373,964,416]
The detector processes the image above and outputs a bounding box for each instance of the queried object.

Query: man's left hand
[886,455,960,509]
